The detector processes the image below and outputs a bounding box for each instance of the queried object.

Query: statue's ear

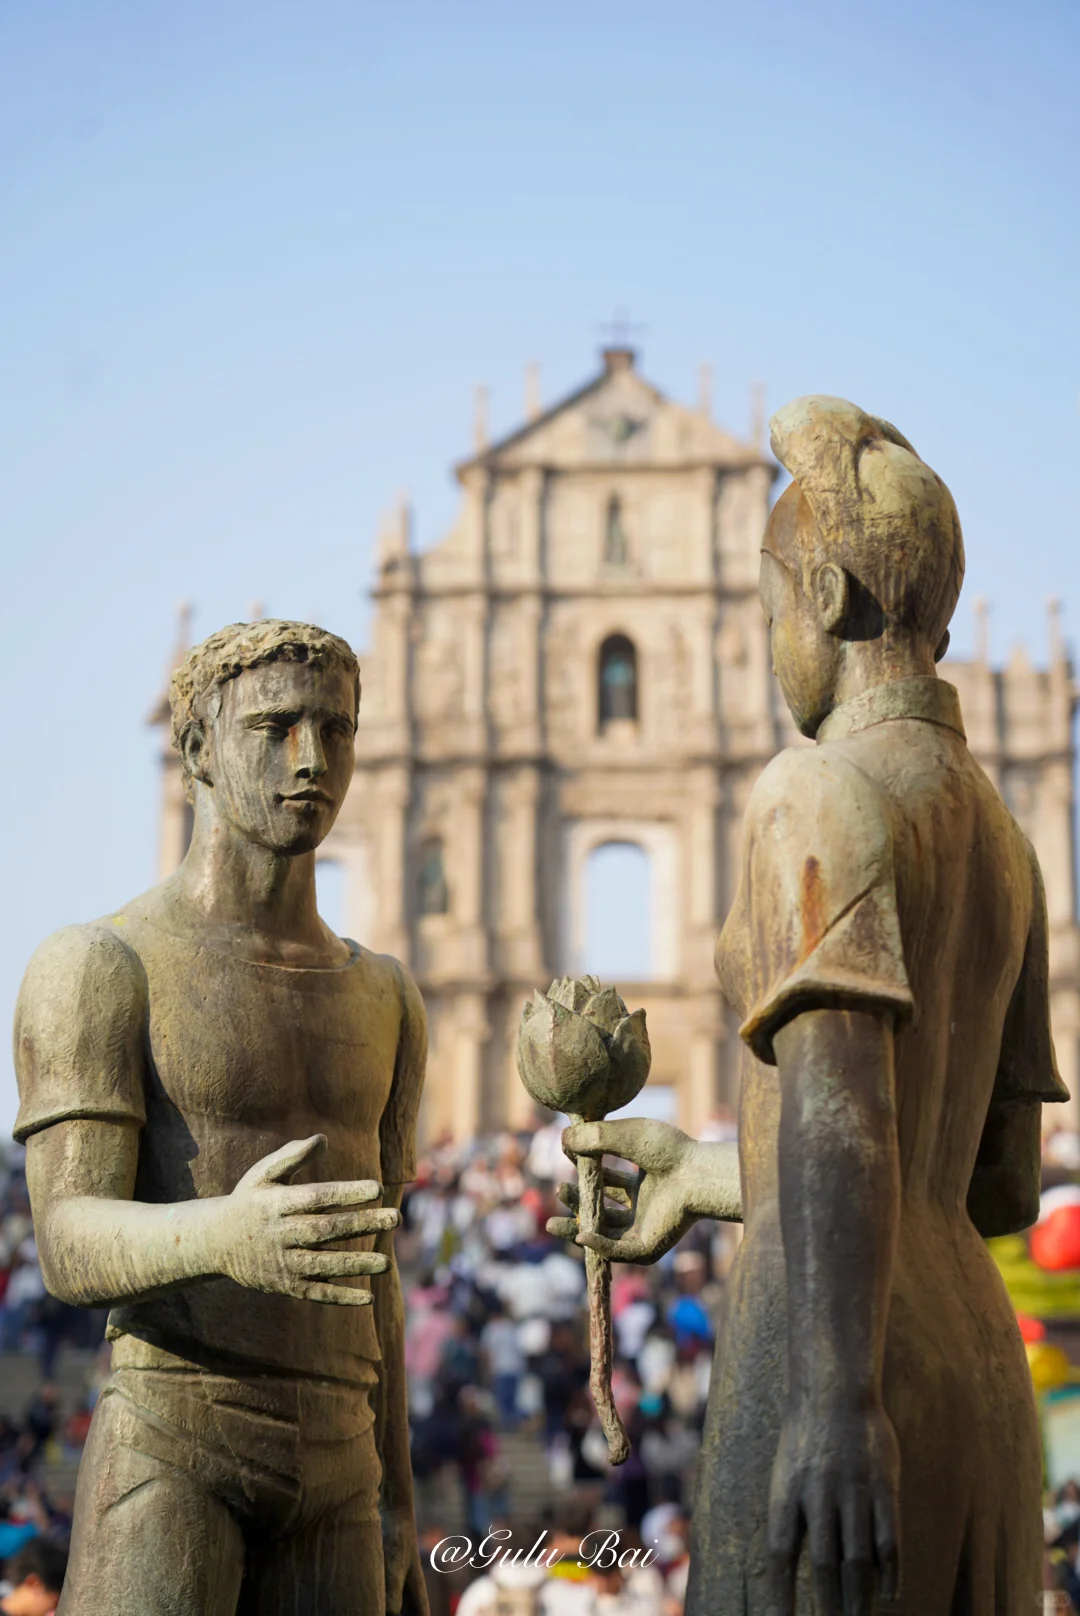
[934,629,951,663]
[812,561,849,636]
[178,719,212,787]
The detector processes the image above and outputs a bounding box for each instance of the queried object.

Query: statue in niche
[604,493,630,567]
[417,834,450,916]
[13,621,428,1616]
[549,398,1066,1614]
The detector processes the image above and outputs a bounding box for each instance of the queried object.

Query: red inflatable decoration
[1031,1187,1080,1272]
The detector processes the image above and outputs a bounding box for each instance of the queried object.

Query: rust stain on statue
[800,855,826,958]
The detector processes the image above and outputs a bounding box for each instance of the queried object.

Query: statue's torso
[696,687,1050,1611]
[103,905,406,1383]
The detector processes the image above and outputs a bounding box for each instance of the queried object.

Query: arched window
[417,836,450,916]
[582,842,652,981]
[599,634,638,726]
[603,495,629,568]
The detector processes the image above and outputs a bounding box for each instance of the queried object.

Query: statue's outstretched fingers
[283,1179,384,1213]
[294,1281,375,1306]
[284,1209,397,1247]
[598,1204,634,1232]
[547,1216,578,1240]
[555,1181,579,1212]
[288,1249,390,1278]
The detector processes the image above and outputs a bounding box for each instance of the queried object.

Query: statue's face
[201,660,356,855]
[759,484,841,739]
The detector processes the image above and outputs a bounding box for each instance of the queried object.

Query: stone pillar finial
[749,381,766,451]
[525,362,542,422]
[1048,596,1064,663]
[395,489,412,551]
[974,595,990,664]
[474,385,490,452]
[173,601,192,663]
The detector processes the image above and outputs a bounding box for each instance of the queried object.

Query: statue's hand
[383,1508,429,1616]
[211,1135,399,1304]
[547,1119,704,1265]
[767,1393,900,1616]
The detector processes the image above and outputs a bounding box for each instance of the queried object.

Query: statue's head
[759,395,965,737]
[170,620,360,855]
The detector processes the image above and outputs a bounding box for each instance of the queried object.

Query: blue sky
[1,0,1078,1132]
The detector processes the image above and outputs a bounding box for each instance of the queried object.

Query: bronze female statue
[549,397,1066,1614]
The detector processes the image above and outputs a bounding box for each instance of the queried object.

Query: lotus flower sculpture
[517,975,652,1464]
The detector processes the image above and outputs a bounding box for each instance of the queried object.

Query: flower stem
[572,1115,631,1466]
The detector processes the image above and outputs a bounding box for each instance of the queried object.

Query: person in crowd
[480,1302,525,1429]
[0,1537,68,1616]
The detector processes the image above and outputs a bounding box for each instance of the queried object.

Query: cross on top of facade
[596,311,647,356]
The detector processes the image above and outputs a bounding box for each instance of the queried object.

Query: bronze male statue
[550,397,1066,1614]
[13,621,428,1616]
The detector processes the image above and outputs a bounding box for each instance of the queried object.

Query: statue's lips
[280,791,333,807]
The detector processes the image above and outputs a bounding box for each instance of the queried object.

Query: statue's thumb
[251,1134,327,1186]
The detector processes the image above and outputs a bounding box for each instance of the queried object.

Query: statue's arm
[27,1117,228,1307]
[969,847,1068,1238]
[768,1005,900,1607]
[374,961,429,1616]
[16,924,226,1307]
[17,926,397,1310]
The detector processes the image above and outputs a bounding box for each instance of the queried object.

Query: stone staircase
[0,1351,554,1524]
[0,1349,94,1500]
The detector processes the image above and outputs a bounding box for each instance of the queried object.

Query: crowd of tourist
[399,1115,740,1615]
[4,1119,1080,1612]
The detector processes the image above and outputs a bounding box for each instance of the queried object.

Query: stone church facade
[155,347,1080,1141]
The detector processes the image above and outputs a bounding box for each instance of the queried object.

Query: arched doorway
[581,840,652,981]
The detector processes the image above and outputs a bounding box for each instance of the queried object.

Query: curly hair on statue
[169,619,361,790]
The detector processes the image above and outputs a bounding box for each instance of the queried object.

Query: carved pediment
[457,353,759,475]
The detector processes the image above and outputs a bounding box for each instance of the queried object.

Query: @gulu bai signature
[429,1528,658,1574]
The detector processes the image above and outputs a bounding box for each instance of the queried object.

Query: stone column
[502,767,545,979]
[453,991,491,1141]
[376,764,411,964]
[455,766,489,978]
[519,467,545,584]
[1038,760,1076,930]
[157,752,192,879]
[514,595,543,756]
[1050,979,1080,1131]
[687,766,721,979]
[683,997,725,1134]
[692,466,716,583]
[378,592,413,753]
[745,600,775,754]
